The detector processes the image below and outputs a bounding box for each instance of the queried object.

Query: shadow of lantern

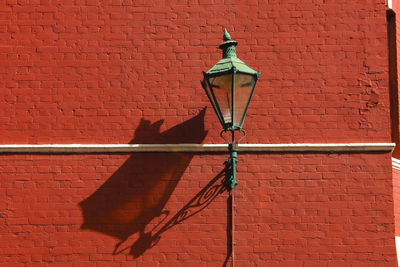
[79,108,223,257]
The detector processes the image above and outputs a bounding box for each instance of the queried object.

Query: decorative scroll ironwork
[113,170,227,258]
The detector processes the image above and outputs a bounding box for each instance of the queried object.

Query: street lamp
[201,29,260,189]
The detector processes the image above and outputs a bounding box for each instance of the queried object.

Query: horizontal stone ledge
[0,143,394,153]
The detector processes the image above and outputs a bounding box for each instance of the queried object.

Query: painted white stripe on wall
[393,158,400,171]
[0,143,394,153]
[396,236,400,267]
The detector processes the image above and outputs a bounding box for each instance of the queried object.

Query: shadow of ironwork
[113,169,227,258]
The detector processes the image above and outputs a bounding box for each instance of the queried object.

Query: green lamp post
[201,29,260,190]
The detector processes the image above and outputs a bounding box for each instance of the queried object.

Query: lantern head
[201,29,260,131]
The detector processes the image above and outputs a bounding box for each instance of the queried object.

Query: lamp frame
[201,29,260,190]
[202,69,260,132]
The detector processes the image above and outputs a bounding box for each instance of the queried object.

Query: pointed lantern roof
[206,29,258,76]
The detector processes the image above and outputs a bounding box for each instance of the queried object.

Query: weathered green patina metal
[206,29,258,77]
[201,29,261,190]
[202,29,261,132]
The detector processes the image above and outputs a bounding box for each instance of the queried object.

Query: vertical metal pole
[229,130,236,267]
[231,189,235,267]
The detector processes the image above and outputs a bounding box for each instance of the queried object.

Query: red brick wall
[390,0,400,157]
[0,0,391,144]
[0,153,396,265]
[0,0,396,265]
[394,0,400,102]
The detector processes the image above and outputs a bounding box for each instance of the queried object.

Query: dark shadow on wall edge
[79,107,227,258]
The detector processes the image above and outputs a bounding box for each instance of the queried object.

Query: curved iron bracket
[220,129,230,144]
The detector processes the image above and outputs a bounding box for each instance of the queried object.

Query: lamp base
[225,146,238,190]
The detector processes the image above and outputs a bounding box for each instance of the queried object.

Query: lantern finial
[219,28,237,59]
[223,29,231,41]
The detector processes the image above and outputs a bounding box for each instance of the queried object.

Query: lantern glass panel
[202,76,222,124]
[233,73,256,126]
[209,74,233,125]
